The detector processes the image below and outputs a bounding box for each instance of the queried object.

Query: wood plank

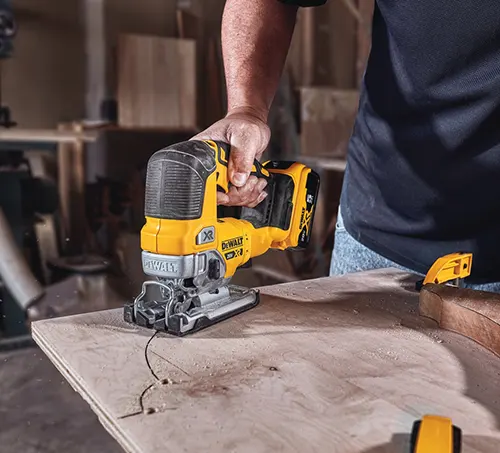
[420,283,500,358]
[104,0,177,98]
[117,34,197,130]
[300,88,359,157]
[32,269,500,452]
[0,129,97,143]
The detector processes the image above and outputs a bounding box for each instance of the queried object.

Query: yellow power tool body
[124,140,320,335]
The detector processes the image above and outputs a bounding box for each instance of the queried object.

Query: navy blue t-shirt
[282,0,500,282]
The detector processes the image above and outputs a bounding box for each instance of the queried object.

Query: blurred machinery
[0,2,61,345]
[0,0,15,127]
[0,152,59,340]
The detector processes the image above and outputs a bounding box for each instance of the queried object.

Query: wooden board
[117,34,197,129]
[300,88,359,158]
[104,0,177,99]
[420,283,500,358]
[0,128,96,143]
[32,269,500,453]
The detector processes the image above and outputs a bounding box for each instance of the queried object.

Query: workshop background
[0,0,373,451]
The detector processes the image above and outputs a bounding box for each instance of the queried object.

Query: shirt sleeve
[278,0,328,6]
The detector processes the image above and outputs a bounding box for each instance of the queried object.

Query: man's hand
[191,107,271,208]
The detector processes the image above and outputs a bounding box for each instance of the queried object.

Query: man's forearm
[222,0,298,121]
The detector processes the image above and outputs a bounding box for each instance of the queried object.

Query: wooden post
[301,8,315,87]
[57,122,87,255]
[83,0,107,121]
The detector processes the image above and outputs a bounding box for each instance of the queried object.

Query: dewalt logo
[221,236,244,251]
[143,259,179,274]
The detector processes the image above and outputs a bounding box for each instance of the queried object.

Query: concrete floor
[0,346,123,453]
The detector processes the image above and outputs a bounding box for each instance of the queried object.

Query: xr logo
[203,230,214,242]
[197,226,215,245]
[302,210,313,235]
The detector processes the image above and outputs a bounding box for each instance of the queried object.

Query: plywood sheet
[300,88,359,157]
[117,34,197,129]
[32,269,500,453]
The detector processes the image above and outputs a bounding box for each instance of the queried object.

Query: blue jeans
[329,209,500,293]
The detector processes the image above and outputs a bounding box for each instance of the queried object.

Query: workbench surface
[32,269,500,452]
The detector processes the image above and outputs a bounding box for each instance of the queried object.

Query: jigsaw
[124,139,320,336]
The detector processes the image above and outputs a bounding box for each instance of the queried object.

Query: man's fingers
[217,192,230,205]
[236,175,259,198]
[255,178,268,194]
[246,191,268,208]
[217,177,268,207]
[225,177,258,205]
[227,145,257,187]
[243,179,267,207]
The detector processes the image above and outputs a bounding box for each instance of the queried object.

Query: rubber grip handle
[144,140,271,221]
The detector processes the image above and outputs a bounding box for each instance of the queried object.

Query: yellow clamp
[422,252,473,287]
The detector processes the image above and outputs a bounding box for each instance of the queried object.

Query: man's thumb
[228,147,255,187]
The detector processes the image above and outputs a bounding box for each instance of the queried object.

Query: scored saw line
[119,332,178,419]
